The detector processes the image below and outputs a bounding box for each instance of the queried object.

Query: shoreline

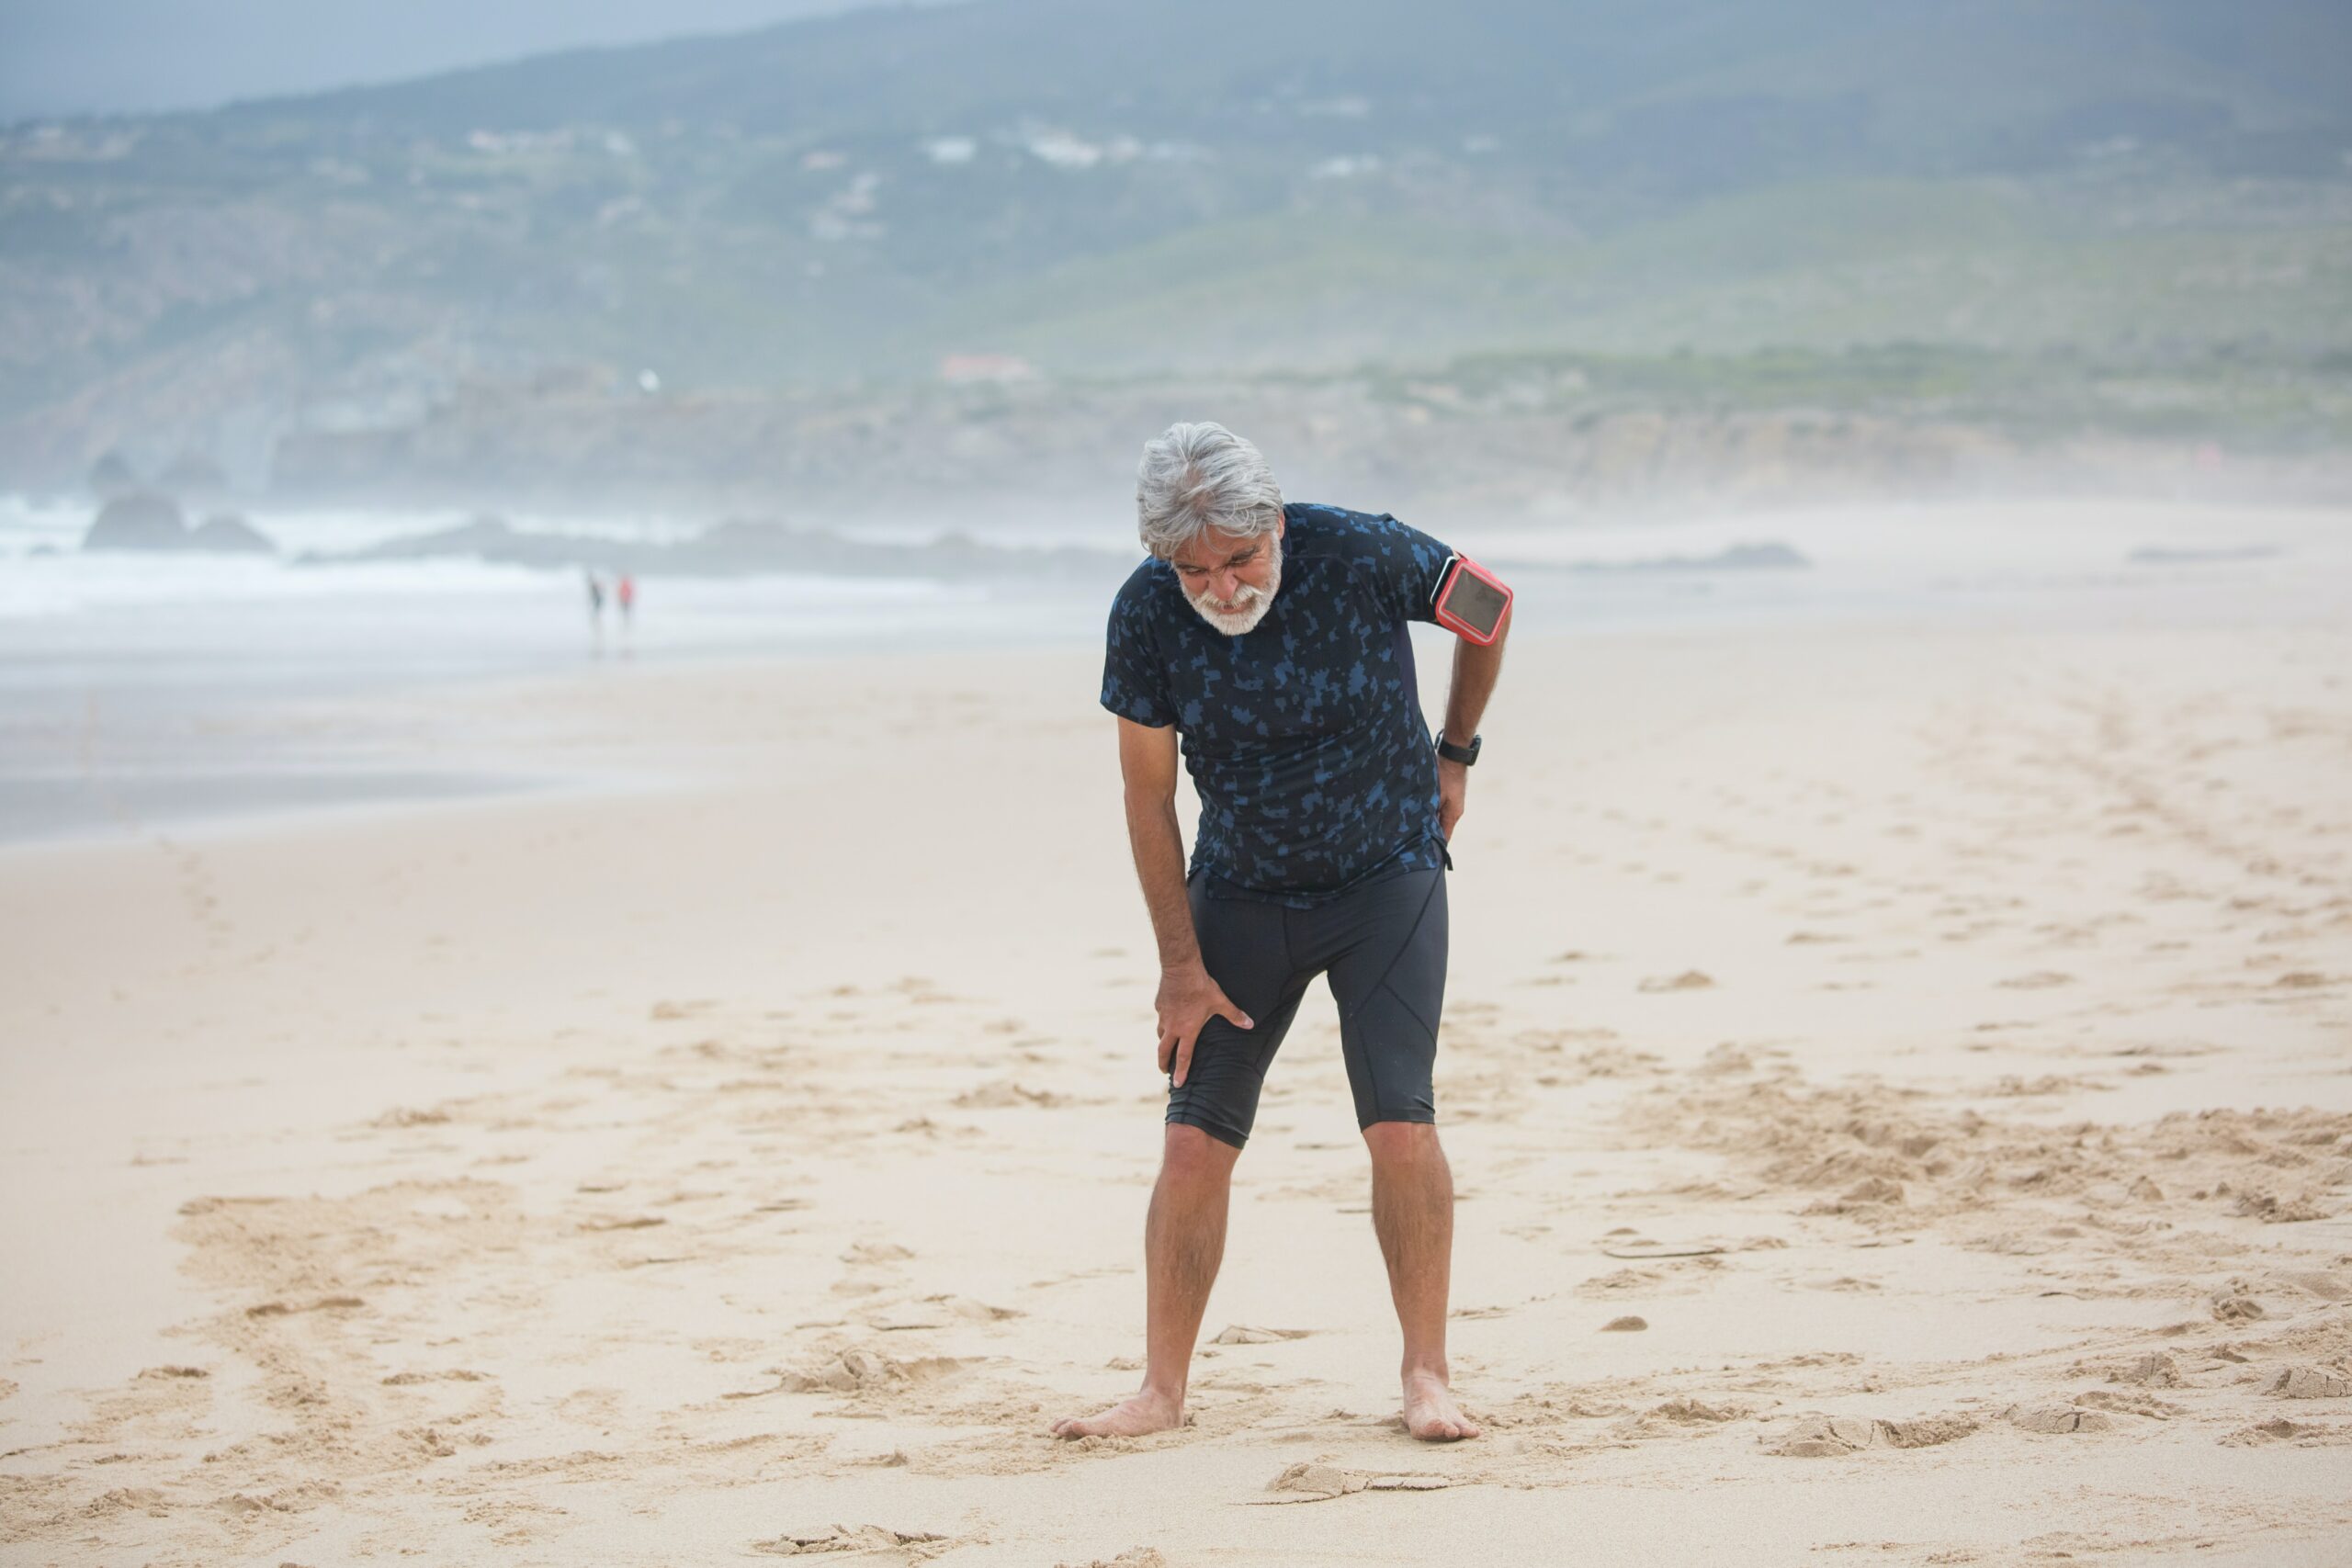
[7,490,2349,850]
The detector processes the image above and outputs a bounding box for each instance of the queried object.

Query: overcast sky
[0,0,906,120]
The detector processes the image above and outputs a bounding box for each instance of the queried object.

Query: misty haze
[3,4,2349,1562]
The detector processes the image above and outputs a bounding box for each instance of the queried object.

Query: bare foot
[1401,1372,1481,1441]
[1051,1387,1184,1439]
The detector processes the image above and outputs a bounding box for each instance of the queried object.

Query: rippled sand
[3,611,2348,1565]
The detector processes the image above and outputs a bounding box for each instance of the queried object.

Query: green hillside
[1,0,2346,486]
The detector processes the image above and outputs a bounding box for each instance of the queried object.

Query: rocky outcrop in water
[188,513,276,553]
[83,492,187,550]
[83,493,277,554]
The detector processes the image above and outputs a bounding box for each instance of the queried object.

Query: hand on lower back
[1438,758,1467,842]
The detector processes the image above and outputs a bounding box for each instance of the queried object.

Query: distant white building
[467,128,573,155]
[939,355,1040,385]
[1024,131,1101,169]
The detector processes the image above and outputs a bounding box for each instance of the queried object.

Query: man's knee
[1362,1118,1443,1168]
[1161,1122,1241,1186]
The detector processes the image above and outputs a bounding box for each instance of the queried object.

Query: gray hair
[1135,422,1283,559]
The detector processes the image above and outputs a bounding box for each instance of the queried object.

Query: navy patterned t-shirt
[1100,502,1455,908]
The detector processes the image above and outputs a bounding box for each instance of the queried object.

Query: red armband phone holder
[1432,554,1512,645]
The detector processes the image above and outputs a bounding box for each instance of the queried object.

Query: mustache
[1189,571,1273,614]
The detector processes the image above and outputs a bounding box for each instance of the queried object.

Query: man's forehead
[1170,525,1267,569]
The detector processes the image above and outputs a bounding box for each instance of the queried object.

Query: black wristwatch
[1435,730,1481,767]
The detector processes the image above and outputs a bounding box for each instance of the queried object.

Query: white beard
[1184,535,1283,637]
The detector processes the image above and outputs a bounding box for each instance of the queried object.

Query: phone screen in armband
[1433,555,1511,644]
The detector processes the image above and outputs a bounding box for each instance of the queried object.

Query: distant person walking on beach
[1056,422,1513,1445]
[616,572,636,627]
[583,568,605,625]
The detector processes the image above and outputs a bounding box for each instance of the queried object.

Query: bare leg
[1053,1123,1239,1438]
[1363,1120,1480,1441]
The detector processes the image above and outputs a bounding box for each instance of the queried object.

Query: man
[1054,421,1510,1444]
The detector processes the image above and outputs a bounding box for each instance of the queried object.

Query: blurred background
[3,0,2348,838]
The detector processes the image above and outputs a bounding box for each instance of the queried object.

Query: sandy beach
[4,593,2350,1563]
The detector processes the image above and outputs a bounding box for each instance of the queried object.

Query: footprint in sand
[1612,1398,1746,1438]
[831,1240,915,1297]
[245,1295,366,1317]
[555,1386,624,1427]
[1251,1462,1450,1503]
[2210,1286,2267,1322]
[1600,1239,1727,1260]
[2112,1352,2184,1387]
[2005,1404,2115,1435]
[862,1307,948,1332]
[754,1524,950,1556]
[2075,1389,2183,1418]
[1211,1325,1312,1345]
[953,1080,1062,1109]
[923,1292,1021,1322]
[2267,1366,2352,1399]
[1696,1044,1757,1076]
[841,1241,914,1265]
[2222,1417,2334,1446]
[1769,1412,1980,1456]
[756,1348,973,1395]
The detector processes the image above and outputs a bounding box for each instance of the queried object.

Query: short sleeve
[1100,587,1175,728]
[1357,512,1454,626]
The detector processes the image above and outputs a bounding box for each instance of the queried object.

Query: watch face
[1440,567,1509,638]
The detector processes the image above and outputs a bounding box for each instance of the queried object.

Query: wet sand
[2,612,2349,1565]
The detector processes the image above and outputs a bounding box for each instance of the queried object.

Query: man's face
[1171,520,1284,637]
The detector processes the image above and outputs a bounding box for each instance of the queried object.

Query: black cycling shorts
[1167,863,1448,1149]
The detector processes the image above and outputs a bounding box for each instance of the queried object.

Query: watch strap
[1435,730,1481,766]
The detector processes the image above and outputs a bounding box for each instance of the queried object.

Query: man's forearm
[1125,792,1202,972]
[1441,612,1510,742]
